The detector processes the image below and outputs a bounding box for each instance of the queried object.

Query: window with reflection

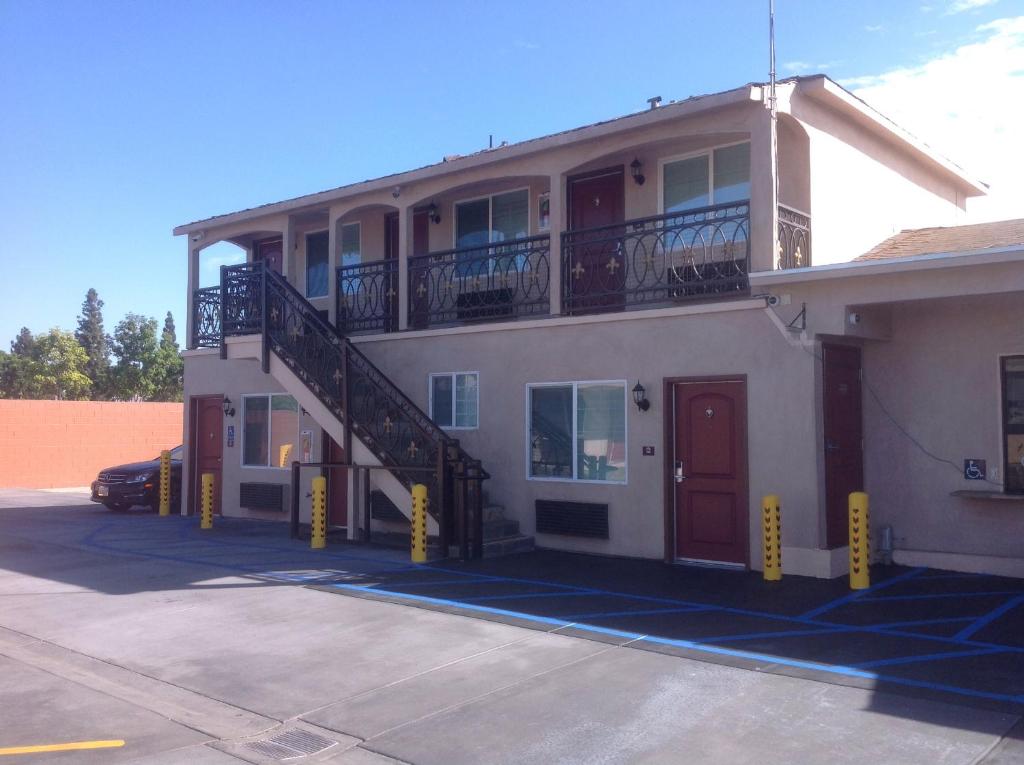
[1003,356,1024,494]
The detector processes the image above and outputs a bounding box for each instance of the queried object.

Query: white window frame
[428,372,480,431]
[339,221,361,268]
[451,187,532,248]
[525,379,628,485]
[240,393,300,470]
[304,228,330,299]
[657,140,751,215]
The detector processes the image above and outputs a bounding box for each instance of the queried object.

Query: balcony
[777,205,811,269]
[561,202,751,315]
[407,234,551,329]
[337,258,399,334]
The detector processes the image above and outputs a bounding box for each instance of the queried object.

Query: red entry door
[566,168,625,313]
[191,396,223,515]
[822,344,864,548]
[323,433,348,527]
[672,380,748,565]
[409,209,431,329]
[254,237,284,274]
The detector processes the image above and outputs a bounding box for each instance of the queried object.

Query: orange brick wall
[0,400,183,489]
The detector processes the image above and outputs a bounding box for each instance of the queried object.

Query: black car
[90,445,183,511]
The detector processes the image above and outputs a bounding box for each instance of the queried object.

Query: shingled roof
[856,218,1024,261]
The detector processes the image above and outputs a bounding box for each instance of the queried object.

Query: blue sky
[1,0,1021,348]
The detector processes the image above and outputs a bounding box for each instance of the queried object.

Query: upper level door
[672,379,748,566]
[254,236,283,274]
[822,344,864,548]
[566,168,625,313]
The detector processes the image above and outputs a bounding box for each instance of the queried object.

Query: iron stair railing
[216,261,488,558]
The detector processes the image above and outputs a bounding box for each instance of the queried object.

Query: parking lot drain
[245,729,336,760]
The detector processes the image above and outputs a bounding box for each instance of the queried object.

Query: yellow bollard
[158,450,171,516]
[201,473,214,530]
[411,484,427,563]
[279,444,293,468]
[762,494,782,581]
[849,492,870,590]
[311,476,327,549]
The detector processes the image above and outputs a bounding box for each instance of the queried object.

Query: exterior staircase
[202,261,493,559]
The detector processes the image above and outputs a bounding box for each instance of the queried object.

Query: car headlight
[126,472,154,484]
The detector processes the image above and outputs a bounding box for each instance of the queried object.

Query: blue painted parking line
[464,590,599,603]
[862,590,1023,602]
[800,567,926,619]
[854,647,1008,670]
[868,616,975,629]
[702,627,851,643]
[328,582,1024,706]
[954,594,1024,641]
[559,607,710,620]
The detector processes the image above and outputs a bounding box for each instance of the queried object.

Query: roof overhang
[795,76,988,197]
[173,85,761,236]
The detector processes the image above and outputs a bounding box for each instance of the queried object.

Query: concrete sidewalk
[0,490,1021,764]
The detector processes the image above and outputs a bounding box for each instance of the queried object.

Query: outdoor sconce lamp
[632,381,650,412]
[222,396,235,418]
[428,202,442,225]
[630,157,646,186]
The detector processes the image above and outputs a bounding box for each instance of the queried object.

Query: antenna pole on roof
[768,0,781,270]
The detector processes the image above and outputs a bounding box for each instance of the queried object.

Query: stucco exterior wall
[789,91,968,267]
[351,302,821,562]
[860,293,1024,560]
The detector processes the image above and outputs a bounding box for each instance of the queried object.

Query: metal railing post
[218,264,228,359]
[290,461,301,539]
[471,460,484,560]
[261,260,270,373]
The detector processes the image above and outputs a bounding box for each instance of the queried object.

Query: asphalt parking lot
[1,489,1022,764]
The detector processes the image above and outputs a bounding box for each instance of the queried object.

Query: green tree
[31,329,92,400]
[75,288,110,395]
[1,327,42,398]
[152,311,183,401]
[109,313,159,401]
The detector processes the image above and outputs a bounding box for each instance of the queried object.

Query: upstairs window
[1003,356,1024,494]
[663,142,751,213]
[340,222,361,268]
[305,231,329,298]
[455,189,529,248]
[430,372,479,429]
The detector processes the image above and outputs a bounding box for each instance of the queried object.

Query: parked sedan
[91,446,183,511]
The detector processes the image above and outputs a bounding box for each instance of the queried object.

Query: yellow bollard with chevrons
[311,476,327,549]
[411,484,428,563]
[762,494,782,581]
[201,473,214,530]
[848,492,870,590]
[158,450,171,516]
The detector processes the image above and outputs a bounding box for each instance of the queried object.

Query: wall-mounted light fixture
[392,186,402,199]
[632,381,650,412]
[222,396,235,418]
[190,231,205,243]
[630,158,645,186]
[428,202,442,225]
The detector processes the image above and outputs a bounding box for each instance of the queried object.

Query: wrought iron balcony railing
[408,234,550,329]
[560,202,750,316]
[337,258,399,334]
[191,285,221,348]
[777,205,811,269]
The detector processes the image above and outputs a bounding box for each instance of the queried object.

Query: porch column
[327,209,342,325]
[548,173,565,316]
[397,204,410,330]
[185,241,200,349]
[750,108,776,272]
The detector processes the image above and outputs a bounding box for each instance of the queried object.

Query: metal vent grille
[245,729,336,760]
[535,499,609,539]
[240,482,285,512]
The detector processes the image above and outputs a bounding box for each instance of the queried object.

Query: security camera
[392,186,401,199]
[765,294,781,307]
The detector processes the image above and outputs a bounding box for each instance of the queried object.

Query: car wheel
[104,501,131,512]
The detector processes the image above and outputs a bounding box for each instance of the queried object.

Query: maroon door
[410,209,431,329]
[384,213,400,331]
[191,396,223,516]
[822,344,864,548]
[672,380,748,565]
[566,168,625,313]
[254,237,283,274]
[323,433,348,527]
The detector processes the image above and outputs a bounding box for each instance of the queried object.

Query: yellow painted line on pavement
[0,739,125,756]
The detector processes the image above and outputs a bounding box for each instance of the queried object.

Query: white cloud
[947,0,998,14]
[864,24,885,32]
[846,16,1024,222]
[783,60,813,74]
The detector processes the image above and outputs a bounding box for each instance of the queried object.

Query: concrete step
[483,534,535,558]
[483,517,520,541]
